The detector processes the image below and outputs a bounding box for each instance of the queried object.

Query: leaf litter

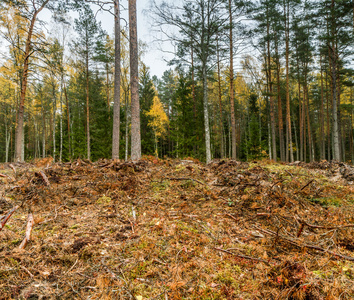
[0,157,354,299]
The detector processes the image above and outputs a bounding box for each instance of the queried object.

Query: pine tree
[72,4,102,161]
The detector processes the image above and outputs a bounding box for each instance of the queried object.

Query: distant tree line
[0,0,353,163]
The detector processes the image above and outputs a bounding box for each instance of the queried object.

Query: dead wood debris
[0,157,354,299]
[18,213,34,249]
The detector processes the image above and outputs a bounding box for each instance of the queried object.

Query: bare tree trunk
[229,0,237,160]
[293,119,299,161]
[191,45,197,157]
[275,41,285,161]
[63,82,71,159]
[266,18,277,161]
[284,0,293,162]
[40,90,46,158]
[129,0,141,161]
[125,91,129,161]
[59,81,63,162]
[330,0,340,161]
[15,0,49,161]
[320,57,325,160]
[305,82,313,161]
[52,82,56,162]
[5,122,11,163]
[326,74,331,161]
[112,0,121,159]
[217,38,224,158]
[86,53,91,161]
[351,87,354,163]
[202,64,211,164]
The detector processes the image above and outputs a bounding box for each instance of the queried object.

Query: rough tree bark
[229,0,237,160]
[129,0,141,160]
[112,0,121,159]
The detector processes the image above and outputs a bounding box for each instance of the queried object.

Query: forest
[0,0,353,164]
[1,1,354,299]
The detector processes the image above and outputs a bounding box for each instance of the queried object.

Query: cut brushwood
[0,206,19,232]
[37,171,50,186]
[19,213,34,250]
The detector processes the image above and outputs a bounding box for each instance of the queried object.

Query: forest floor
[1,157,354,299]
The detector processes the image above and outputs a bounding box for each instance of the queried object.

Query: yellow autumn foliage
[146,96,169,138]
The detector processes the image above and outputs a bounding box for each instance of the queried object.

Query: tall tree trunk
[5,122,11,163]
[275,39,285,161]
[15,0,49,161]
[330,0,341,161]
[63,82,71,159]
[106,62,110,111]
[129,0,141,161]
[59,86,63,163]
[304,81,313,161]
[266,17,277,161]
[112,0,121,159]
[229,0,237,160]
[86,53,91,161]
[284,0,293,162]
[191,46,197,157]
[326,74,331,160]
[40,90,46,158]
[320,57,325,160]
[202,64,211,164]
[293,119,299,161]
[125,90,129,161]
[217,38,224,158]
[52,81,56,162]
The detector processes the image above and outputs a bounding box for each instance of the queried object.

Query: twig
[297,179,314,192]
[0,206,19,232]
[166,177,206,186]
[297,218,354,231]
[65,258,79,274]
[21,265,34,277]
[19,213,34,250]
[284,169,293,178]
[0,173,15,181]
[256,226,354,262]
[213,247,270,264]
[225,213,238,222]
[270,180,283,190]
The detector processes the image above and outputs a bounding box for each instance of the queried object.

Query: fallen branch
[0,206,19,232]
[9,164,16,175]
[297,218,354,231]
[0,173,15,181]
[166,177,206,186]
[213,247,270,264]
[39,171,50,186]
[225,213,238,222]
[295,217,354,237]
[256,226,354,262]
[19,213,34,250]
[284,169,294,178]
[297,179,314,192]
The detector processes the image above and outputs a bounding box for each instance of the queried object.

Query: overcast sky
[95,0,173,78]
[0,0,173,78]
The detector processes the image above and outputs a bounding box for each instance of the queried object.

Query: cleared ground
[1,158,354,299]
